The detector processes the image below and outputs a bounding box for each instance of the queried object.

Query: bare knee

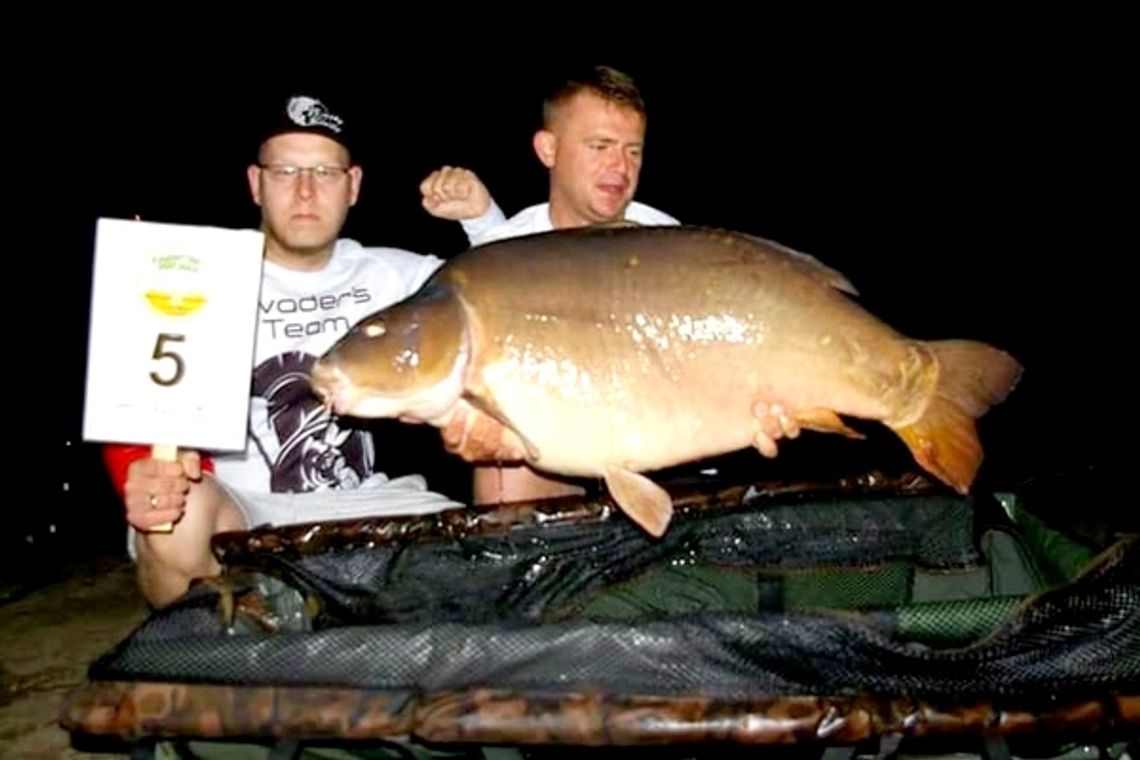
[136,548,219,609]
[133,476,245,608]
[473,465,585,505]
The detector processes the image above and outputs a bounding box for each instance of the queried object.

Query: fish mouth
[309,361,357,416]
[308,359,422,420]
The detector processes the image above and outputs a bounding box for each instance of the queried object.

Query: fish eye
[363,323,386,338]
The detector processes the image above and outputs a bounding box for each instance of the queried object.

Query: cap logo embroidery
[285,96,344,134]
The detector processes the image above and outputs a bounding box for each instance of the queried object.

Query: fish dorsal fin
[741,233,859,296]
[603,465,674,537]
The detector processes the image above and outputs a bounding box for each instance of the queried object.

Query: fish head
[310,281,469,425]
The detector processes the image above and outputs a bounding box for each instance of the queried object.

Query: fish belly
[476,319,917,477]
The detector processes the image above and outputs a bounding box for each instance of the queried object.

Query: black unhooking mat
[60,472,1139,757]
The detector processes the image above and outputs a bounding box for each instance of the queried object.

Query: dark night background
[10,29,1123,589]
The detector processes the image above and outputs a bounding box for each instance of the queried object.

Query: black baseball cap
[255,92,354,159]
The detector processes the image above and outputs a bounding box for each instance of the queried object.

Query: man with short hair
[419,65,681,505]
[422,65,679,248]
[104,92,463,608]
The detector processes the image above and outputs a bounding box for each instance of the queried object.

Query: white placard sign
[82,218,265,452]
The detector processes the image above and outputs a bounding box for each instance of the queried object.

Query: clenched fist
[420,166,492,220]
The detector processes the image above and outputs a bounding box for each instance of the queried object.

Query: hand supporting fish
[752,402,802,458]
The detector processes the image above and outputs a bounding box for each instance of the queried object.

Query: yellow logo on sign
[144,254,208,317]
[145,291,207,316]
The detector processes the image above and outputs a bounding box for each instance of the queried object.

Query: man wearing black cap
[104,93,464,608]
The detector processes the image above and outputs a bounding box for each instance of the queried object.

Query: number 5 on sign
[150,333,187,386]
[83,218,264,458]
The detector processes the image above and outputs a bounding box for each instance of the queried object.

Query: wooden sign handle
[149,444,178,533]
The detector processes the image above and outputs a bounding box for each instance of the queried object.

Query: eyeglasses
[259,164,350,184]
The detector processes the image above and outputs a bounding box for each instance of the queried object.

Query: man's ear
[348,165,363,206]
[246,164,263,205]
[532,130,556,169]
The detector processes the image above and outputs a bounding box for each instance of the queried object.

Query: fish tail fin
[893,339,1023,494]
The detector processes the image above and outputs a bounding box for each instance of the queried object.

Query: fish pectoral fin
[603,465,674,538]
[794,409,866,439]
[463,389,542,462]
[440,403,528,464]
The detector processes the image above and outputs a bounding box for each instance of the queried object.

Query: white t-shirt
[210,237,444,494]
[460,200,680,247]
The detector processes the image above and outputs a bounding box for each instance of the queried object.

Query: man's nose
[294,170,317,198]
[604,148,630,175]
